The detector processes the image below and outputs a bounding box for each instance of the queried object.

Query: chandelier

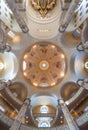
[31,0,56,18]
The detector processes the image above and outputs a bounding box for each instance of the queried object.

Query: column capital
[59,24,67,33]
[6,80,12,86]
[82,41,88,49]
[59,0,79,33]
[58,98,65,105]
[77,42,88,51]
[0,80,12,91]
[7,1,29,33]
[23,98,31,106]
[77,42,84,51]
[59,98,79,130]
[77,79,88,90]
[0,27,12,53]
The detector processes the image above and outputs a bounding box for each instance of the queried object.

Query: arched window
[40,106,48,113]
[0,105,5,112]
[39,121,50,128]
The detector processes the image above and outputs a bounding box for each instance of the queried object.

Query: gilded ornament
[31,0,56,17]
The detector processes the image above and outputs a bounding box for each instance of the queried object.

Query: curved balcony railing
[33,113,55,118]
[0,110,88,130]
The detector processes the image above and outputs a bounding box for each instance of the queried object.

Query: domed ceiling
[22,42,67,87]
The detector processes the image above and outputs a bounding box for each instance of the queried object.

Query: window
[39,121,50,128]
[40,106,48,113]
[0,106,5,112]
[84,106,88,112]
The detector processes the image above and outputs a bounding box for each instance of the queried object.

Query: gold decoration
[31,0,56,18]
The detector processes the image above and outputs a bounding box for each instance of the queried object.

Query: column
[10,98,31,130]
[0,80,12,91]
[59,99,79,130]
[0,27,11,53]
[59,0,79,33]
[77,79,88,90]
[12,7,29,33]
[77,19,88,51]
[7,0,29,33]
[61,0,71,11]
[77,41,88,51]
